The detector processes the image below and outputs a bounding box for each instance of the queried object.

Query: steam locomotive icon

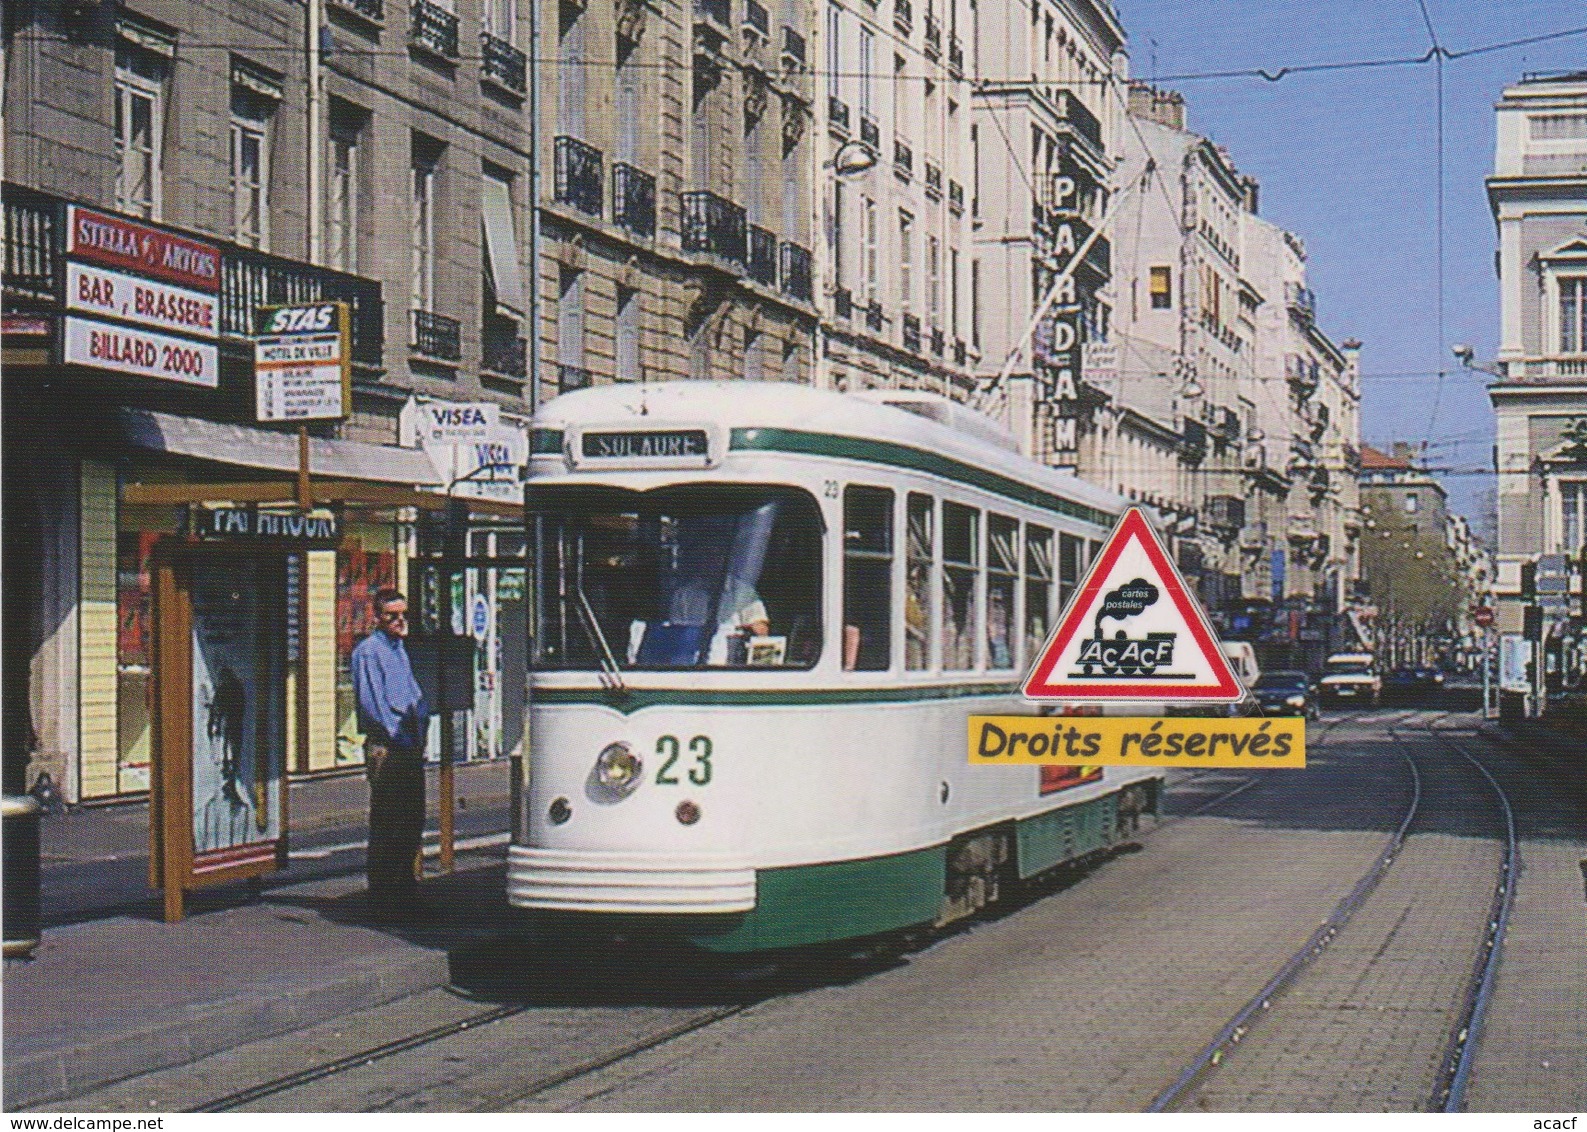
[1070,578,1185,679]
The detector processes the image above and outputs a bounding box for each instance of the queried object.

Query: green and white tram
[509,382,1162,952]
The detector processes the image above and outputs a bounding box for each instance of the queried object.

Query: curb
[5,943,452,1111]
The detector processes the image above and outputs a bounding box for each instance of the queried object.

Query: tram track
[1147,709,1519,1112]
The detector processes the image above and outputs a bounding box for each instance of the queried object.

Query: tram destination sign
[571,426,719,470]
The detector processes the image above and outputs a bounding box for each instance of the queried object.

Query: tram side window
[843,486,894,670]
[987,515,1018,670]
[1059,532,1085,609]
[942,501,979,671]
[906,494,934,670]
[1025,525,1054,661]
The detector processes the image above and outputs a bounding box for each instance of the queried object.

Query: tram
[508,381,1162,952]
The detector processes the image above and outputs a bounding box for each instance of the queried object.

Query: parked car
[1384,665,1446,702]
[1253,669,1320,719]
[1319,652,1381,706]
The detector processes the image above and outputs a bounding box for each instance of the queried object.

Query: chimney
[1127,80,1185,131]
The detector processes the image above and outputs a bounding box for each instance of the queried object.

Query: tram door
[463,527,527,763]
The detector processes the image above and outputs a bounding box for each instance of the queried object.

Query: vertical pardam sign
[969,716,1305,768]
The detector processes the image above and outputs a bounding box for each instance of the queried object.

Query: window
[863,197,878,309]
[115,46,166,220]
[927,236,940,329]
[1404,492,1419,514]
[411,137,442,313]
[1562,481,1586,552]
[949,247,960,339]
[230,71,278,249]
[906,494,934,670]
[1025,525,1053,662]
[531,487,824,670]
[970,258,980,348]
[616,287,641,382]
[558,265,585,383]
[899,211,913,314]
[481,170,526,319]
[1149,265,1172,310]
[1560,277,1587,354]
[843,486,894,670]
[327,103,364,272]
[483,0,514,39]
[1058,531,1084,608]
[942,502,979,671]
[859,26,873,120]
[987,515,1017,669]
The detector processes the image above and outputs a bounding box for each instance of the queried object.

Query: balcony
[833,286,853,319]
[1206,494,1246,534]
[859,114,880,150]
[694,0,730,30]
[3,183,386,368]
[1285,281,1316,323]
[748,224,778,285]
[781,26,806,70]
[930,326,945,356]
[924,162,942,199]
[1520,356,1587,379]
[780,241,812,302]
[947,34,963,77]
[681,191,747,265]
[482,327,528,380]
[893,0,912,34]
[409,0,460,59]
[865,300,884,333]
[1181,418,1208,461]
[954,338,967,366]
[948,179,964,214]
[554,136,604,218]
[558,364,594,393]
[612,163,656,238]
[893,138,913,180]
[902,312,921,353]
[1053,89,1103,153]
[923,14,941,58]
[828,96,851,134]
[743,0,769,38]
[412,309,462,362]
[329,0,384,22]
[481,32,527,93]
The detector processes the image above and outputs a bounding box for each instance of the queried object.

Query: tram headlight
[595,742,644,796]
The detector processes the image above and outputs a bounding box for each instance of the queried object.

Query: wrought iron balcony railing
[954,338,967,366]
[681,191,747,265]
[829,96,851,133]
[948,179,964,213]
[748,224,778,285]
[330,0,384,22]
[558,363,594,393]
[923,14,940,57]
[481,32,527,93]
[893,138,913,179]
[554,135,604,218]
[924,162,942,199]
[865,300,883,333]
[930,326,944,356]
[482,327,528,379]
[780,241,812,302]
[410,0,460,59]
[412,309,462,361]
[902,312,921,353]
[612,162,656,238]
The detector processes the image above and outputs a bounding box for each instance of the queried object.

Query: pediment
[1539,235,1587,264]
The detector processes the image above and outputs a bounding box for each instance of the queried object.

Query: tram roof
[532,382,1134,524]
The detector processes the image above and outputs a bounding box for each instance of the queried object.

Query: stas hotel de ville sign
[969,508,1306,770]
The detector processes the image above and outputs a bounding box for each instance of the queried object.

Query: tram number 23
[655,735,713,786]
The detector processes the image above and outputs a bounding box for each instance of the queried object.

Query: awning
[121,408,444,487]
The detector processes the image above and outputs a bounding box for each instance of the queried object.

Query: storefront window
[115,532,159,793]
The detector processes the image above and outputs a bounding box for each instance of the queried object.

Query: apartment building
[2,0,535,800]
[818,0,974,398]
[969,0,1123,465]
[536,0,817,401]
[1485,70,1587,710]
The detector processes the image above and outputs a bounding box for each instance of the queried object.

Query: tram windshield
[530,485,823,671]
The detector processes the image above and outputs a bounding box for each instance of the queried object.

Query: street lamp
[1452,344,1503,379]
[825,139,877,176]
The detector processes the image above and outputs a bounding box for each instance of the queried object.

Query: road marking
[289,831,510,860]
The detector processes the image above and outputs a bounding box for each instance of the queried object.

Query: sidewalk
[5,761,519,1111]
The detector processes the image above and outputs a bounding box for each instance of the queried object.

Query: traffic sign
[1023,506,1243,702]
[1472,606,1494,628]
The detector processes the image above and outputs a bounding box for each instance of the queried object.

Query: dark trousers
[366,742,425,904]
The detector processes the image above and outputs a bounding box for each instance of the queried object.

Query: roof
[1358,444,1411,470]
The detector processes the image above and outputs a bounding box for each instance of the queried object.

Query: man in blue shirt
[350,587,430,914]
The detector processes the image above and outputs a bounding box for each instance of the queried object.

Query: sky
[1110,0,1587,533]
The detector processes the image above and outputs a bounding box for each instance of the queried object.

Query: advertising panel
[255,302,351,422]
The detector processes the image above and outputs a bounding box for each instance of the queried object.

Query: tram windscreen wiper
[573,535,626,692]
